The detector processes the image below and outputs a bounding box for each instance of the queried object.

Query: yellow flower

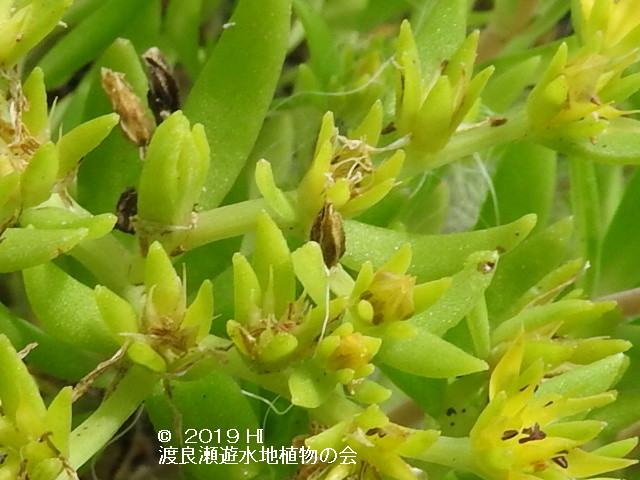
[470,335,638,480]
[95,242,214,374]
[302,405,438,480]
[0,336,76,480]
[296,109,405,226]
[578,0,640,54]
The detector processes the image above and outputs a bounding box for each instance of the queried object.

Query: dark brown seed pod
[100,68,154,150]
[310,202,345,268]
[142,47,180,125]
[115,186,138,234]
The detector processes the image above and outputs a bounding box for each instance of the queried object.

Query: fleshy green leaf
[0,334,46,432]
[411,0,466,85]
[252,212,295,316]
[20,142,58,208]
[0,303,101,381]
[56,113,120,179]
[545,117,640,165]
[0,227,88,273]
[44,386,72,457]
[20,208,116,239]
[292,0,341,88]
[22,67,49,138]
[289,361,336,408]
[184,0,291,208]
[378,329,488,378]
[486,217,573,322]
[146,371,263,479]
[23,262,119,354]
[536,353,627,397]
[342,214,535,282]
[597,166,640,294]
[477,142,556,232]
[291,242,328,306]
[94,285,139,342]
[38,0,156,87]
[413,250,499,336]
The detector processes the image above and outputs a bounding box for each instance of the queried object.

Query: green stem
[63,366,159,473]
[594,163,623,230]
[401,110,530,179]
[167,197,271,251]
[569,157,602,295]
[162,114,530,251]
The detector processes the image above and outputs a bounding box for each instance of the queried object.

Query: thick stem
[160,113,530,252]
[166,197,273,251]
[401,111,530,180]
[64,366,159,473]
[569,157,602,295]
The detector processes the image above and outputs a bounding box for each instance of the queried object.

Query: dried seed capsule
[310,202,345,268]
[100,68,154,150]
[114,186,138,234]
[142,47,180,125]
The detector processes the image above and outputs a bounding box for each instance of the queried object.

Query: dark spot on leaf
[501,430,518,440]
[446,407,456,416]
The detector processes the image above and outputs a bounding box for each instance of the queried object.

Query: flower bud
[137,111,210,226]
